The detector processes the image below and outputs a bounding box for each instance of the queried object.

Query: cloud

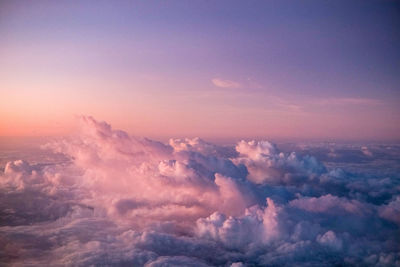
[234,140,325,185]
[361,146,373,157]
[378,196,400,225]
[0,116,399,266]
[211,78,241,89]
[195,198,284,249]
[289,194,372,216]
[316,230,343,250]
[318,97,382,106]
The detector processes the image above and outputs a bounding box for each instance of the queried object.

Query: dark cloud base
[1,117,399,266]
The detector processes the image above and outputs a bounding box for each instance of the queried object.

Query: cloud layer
[1,117,399,266]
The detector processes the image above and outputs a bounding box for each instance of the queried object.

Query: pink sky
[1,1,399,141]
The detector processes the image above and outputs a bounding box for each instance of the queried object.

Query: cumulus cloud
[234,140,325,185]
[211,78,241,89]
[289,194,372,216]
[316,230,343,250]
[0,116,399,266]
[195,198,284,250]
[379,196,400,225]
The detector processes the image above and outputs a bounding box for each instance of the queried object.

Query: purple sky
[1,0,399,141]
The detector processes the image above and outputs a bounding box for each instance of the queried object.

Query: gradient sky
[1,0,399,141]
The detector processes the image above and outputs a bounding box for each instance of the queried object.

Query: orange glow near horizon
[1,1,399,142]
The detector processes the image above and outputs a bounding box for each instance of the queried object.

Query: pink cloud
[1,116,399,266]
[318,97,382,106]
[211,78,241,89]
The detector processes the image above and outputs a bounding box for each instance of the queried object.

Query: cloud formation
[318,97,382,106]
[0,116,399,266]
[211,78,241,89]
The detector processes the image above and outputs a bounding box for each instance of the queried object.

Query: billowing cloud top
[0,116,399,266]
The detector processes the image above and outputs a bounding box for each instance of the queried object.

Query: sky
[1,0,399,141]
